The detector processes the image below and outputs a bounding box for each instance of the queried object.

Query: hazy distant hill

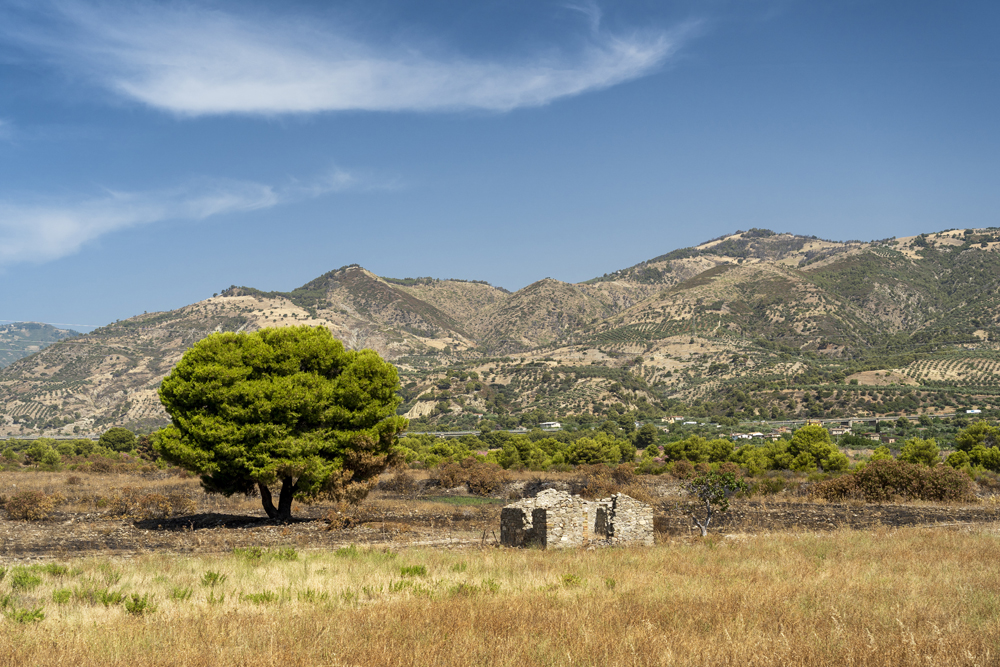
[0,322,78,368]
[5,228,1000,436]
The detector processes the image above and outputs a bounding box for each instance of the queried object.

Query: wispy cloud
[1,2,694,116]
[0,169,375,265]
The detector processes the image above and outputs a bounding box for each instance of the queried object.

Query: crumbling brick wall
[500,489,653,549]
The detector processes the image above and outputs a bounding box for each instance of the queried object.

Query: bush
[577,464,654,504]
[124,593,156,616]
[108,488,196,519]
[9,568,42,591]
[5,606,44,624]
[435,458,510,496]
[379,470,419,496]
[671,460,695,480]
[811,459,975,503]
[2,490,63,521]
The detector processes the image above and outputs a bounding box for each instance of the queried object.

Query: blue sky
[1,0,998,332]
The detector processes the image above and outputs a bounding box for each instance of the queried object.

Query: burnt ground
[656,500,1000,536]
[3,497,1000,562]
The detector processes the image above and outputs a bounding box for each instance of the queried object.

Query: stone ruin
[500,489,653,549]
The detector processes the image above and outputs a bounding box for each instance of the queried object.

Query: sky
[1,0,998,332]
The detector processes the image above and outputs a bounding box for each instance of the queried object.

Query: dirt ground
[3,470,1000,562]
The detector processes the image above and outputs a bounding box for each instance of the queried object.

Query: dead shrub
[717,462,743,477]
[435,458,510,496]
[108,487,197,519]
[577,464,655,504]
[671,460,695,480]
[324,511,350,530]
[65,475,83,486]
[379,470,419,496]
[811,460,976,503]
[2,490,64,521]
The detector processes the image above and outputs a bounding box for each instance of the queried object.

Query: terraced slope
[0,323,78,368]
[7,227,1000,434]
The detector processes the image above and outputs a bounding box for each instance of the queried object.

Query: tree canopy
[99,427,137,453]
[155,326,408,520]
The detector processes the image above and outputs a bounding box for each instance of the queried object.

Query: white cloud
[0,170,372,265]
[2,2,693,116]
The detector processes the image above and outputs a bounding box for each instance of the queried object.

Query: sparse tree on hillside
[155,326,407,521]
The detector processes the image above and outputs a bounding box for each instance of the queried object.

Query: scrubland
[2,527,1000,666]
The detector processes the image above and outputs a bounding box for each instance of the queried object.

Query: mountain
[4,228,1000,436]
[0,322,78,368]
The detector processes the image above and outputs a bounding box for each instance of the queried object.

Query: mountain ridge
[4,227,1000,436]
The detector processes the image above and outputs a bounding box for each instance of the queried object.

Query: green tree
[634,423,659,450]
[870,445,894,462]
[24,441,60,469]
[789,425,842,471]
[954,421,1000,453]
[686,471,748,537]
[99,427,137,453]
[155,326,407,521]
[567,437,606,465]
[897,438,940,466]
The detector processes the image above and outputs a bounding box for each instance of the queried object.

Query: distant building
[967,409,982,414]
[539,421,562,429]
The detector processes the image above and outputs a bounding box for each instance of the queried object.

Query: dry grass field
[1,528,999,666]
[3,468,1000,665]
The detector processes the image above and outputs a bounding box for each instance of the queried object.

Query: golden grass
[0,470,271,516]
[2,527,1000,665]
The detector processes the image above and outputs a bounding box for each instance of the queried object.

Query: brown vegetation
[3,528,1000,665]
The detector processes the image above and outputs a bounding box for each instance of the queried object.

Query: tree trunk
[692,498,712,537]
[258,478,298,521]
[258,481,278,519]
[277,477,297,521]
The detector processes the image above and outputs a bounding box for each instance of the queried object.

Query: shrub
[400,565,427,577]
[811,459,975,503]
[240,591,277,604]
[98,589,126,607]
[435,458,510,496]
[5,606,44,624]
[2,490,62,521]
[124,593,156,615]
[717,462,742,477]
[170,586,193,601]
[9,568,42,591]
[671,460,695,480]
[108,488,196,519]
[379,470,419,496]
[577,464,654,504]
[201,571,227,588]
[753,477,787,495]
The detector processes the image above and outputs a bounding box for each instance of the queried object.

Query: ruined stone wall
[500,489,652,549]
[605,493,655,547]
